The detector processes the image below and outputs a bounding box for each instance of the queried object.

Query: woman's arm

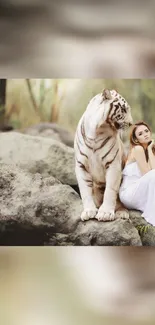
[133,146,151,175]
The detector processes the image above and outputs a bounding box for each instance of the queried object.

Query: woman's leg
[119,184,139,210]
[136,170,155,226]
[120,170,155,226]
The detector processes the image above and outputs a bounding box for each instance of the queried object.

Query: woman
[119,121,155,226]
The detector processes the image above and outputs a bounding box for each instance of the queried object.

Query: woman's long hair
[129,121,155,162]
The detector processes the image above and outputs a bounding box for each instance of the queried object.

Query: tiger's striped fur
[74,89,133,221]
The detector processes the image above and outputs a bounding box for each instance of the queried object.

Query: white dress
[119,161,155,226]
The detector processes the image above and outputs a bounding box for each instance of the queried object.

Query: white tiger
[74,89,133,222]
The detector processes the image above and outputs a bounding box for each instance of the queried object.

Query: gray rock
[0,132,154,246]
[130,211,155,246]
[72,218,142,246]
[0,163,142,246]
[22,123,74,148]
[0,163,81,245]
[0,131,76,185]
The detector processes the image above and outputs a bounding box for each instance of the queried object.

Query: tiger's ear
[102,89,112,100]
[111,89,118,97]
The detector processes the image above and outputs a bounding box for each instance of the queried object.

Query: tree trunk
[26,79,42,120]
[50,81,60,123]
[0,79,7,128]
[0,79,6,106]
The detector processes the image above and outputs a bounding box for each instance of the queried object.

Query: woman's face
[135,124,151,145]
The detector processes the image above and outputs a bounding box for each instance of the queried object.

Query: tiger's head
[102,89,133,131]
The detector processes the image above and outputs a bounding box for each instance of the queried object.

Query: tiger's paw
[96,208,115,221]
[81,208,98,221]
[115,209,129,220]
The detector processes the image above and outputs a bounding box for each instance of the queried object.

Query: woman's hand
[148,139,155,158]
[148,139,155,150]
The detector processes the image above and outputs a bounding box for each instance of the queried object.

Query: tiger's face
[104,89,133,130]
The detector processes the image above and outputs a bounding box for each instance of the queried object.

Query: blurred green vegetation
[3,79,155,133]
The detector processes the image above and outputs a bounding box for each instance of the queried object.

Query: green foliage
[10,119,21,129]
[141,80,155,100]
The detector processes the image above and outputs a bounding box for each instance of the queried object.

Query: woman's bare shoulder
[132,146,146,161]
[133,145,144,153]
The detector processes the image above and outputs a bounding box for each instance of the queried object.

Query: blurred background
[0,0,155,77]
[1,78,155,135]
[1,1,155,323]
[1,247,155,325]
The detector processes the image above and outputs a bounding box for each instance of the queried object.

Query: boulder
[130,211,155,246]
[22,122,74,148]
[0,131,154,246]
[0,131,76,186]
[0,163,81,245]
[0,163,142,246]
